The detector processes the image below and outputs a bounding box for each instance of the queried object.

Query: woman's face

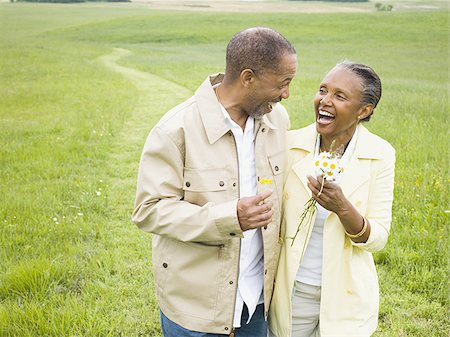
[314,67,369,145]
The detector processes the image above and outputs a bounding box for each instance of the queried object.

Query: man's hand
[237,190,273,231]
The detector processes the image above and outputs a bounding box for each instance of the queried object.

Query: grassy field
[0,1,448,336]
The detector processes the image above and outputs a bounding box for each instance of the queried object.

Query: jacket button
[264,269,268,275]
[261,128,266,133]
[232,182,236,187]
[162,263,168,268]
[274,165,279,171]
[219,181,224,187]
[225,327,229,331]
[263,226,267,230]
[185,182,191,187]
[229,281,233,284]
[229,233,236,236]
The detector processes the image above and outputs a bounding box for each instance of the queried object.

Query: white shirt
[219,103,264,328]
[296,202,328,285]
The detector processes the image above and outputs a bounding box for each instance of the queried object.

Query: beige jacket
[133,74,290,334]
[269,124,395,337]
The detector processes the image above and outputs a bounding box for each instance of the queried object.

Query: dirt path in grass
[98,48,192,209]
[99,48,191,146]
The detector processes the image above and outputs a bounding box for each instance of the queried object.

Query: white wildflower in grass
[96,191,101,196]
[77,212,83,216]
[291,144,344,246]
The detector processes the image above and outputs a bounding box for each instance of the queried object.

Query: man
[132,27,297,336]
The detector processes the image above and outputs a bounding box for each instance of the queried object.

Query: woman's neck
[320,133,354,154]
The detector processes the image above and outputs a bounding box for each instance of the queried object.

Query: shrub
[375,3,394,11]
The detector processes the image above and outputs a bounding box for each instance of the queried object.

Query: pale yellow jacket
[133,74,290,334]
[269,123,395,337]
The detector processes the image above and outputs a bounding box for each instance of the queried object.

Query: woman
[269,61,395,337]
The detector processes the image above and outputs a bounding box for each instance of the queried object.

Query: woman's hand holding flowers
[306,175,351,215]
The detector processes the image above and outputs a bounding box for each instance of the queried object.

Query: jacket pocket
[183,167,230,205]
[152,235,175,293]
[268,152,284,176]
[163,241,224,320]
[267,152,284,216]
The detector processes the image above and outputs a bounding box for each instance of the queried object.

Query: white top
[296,128,358,286]
[296,203,329,285]
[218,103,264,327]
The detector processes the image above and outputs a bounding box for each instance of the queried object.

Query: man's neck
[215,83,248,130]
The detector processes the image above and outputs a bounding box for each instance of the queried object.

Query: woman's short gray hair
[335,61,382,122]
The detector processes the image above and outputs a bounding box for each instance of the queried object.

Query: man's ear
[240,69,256,88]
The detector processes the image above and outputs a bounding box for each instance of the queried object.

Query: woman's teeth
[318,110,335,123]
[319,110,334,118]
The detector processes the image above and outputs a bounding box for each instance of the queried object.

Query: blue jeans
[160,303,267,337]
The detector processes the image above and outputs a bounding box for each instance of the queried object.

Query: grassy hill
[0,2,448,336]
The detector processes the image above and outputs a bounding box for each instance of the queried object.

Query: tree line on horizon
[11,0,129,3]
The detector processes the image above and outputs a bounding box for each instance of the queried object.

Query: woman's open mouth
[317,110,335,124]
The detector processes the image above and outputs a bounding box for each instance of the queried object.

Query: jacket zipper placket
[229,131,240,337]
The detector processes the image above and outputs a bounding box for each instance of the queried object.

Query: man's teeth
[319,110,334,117]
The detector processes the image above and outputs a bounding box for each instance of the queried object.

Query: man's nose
[281,86,290,99]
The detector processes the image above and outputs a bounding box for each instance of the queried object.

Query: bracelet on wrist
[345,216,368,239]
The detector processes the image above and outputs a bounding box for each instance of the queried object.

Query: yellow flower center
[260,178,273,185]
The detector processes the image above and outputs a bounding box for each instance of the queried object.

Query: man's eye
[336,94,346,100]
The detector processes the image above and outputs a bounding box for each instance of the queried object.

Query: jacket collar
[291,123,381,198]
[290,123,384,160]
[196,73,277,144]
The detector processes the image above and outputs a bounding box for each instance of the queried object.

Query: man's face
[245,53,298,119]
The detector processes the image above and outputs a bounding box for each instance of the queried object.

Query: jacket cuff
[212,199,244,238]
[350,221,388,252]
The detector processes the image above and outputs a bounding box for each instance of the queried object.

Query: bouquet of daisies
[291,148,344,246]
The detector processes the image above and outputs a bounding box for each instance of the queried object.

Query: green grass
[0,2,448,336]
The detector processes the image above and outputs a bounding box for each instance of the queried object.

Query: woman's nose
[320,94,331,105]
